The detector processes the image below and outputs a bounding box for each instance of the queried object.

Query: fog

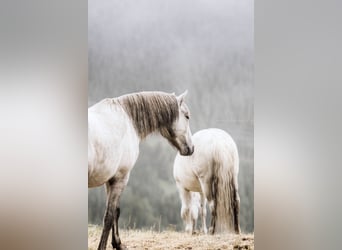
[88,0,254,232]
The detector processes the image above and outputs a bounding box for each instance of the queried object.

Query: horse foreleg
[177,184,193,234]
[192,216,196,234]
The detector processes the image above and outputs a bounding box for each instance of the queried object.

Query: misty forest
[88,0,253,233]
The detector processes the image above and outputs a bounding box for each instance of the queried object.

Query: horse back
[175,128,238,181]
[193,128,238,171]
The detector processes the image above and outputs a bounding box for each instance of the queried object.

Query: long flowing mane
[117,92,179,139]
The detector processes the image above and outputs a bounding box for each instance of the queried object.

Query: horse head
[161,90,194,156]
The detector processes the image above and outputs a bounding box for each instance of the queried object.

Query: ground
[88,225,254,250]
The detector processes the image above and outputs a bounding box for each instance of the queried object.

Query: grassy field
[88,225,254,250]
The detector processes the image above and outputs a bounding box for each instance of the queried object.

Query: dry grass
[88,225,254,250]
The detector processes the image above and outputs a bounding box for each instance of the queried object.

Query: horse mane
[117,91,179,139]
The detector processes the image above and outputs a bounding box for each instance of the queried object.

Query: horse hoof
[117,244,127,250]
[209,227,215,235]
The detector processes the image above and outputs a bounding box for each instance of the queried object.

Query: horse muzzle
[180,145,194,156]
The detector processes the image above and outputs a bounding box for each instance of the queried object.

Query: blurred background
[1,0,341,249]
[88,0,254,232]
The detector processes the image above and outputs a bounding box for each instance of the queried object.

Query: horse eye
[185,114,190,120]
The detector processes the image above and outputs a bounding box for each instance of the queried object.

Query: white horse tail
[211,148,240,234]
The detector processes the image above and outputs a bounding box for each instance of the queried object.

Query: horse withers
[88,91,194,250]
[173,128,241,235]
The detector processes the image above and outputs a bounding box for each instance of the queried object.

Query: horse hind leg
[97,189,115,250]
[98,176,128,250]
[110,176,129,250]
[199,176,218,235]
[111,206,126,249]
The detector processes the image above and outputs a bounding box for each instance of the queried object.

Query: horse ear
[177,90,188,105]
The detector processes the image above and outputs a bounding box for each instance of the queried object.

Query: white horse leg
[190,204,197,234]
[200,193,208,234]
[190,193,200,234]
[177,185,193,234]
[199,177,217,235]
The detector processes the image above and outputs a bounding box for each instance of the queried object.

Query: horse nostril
[182,145,194,156]
[186,145,194,155]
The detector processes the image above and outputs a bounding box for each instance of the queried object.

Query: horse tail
[211,148,240,234]
[230,172,241,234]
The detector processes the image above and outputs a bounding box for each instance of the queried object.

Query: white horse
[88,91,194,250]
[173,128,241,235]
